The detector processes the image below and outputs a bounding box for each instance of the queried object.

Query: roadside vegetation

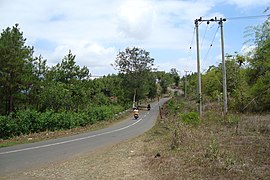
[142,96,270,179]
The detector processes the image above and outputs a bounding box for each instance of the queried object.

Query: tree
[29,55,48,110]
[39,50,91,112]
[114,47,154,74]
[245,9,270,111]
[48,50,90,83]
[202,66,222,100]
[170,68,180,87]
[113,47,155,103]
[0,24,34,114]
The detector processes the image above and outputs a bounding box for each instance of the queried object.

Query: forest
[0,13,269,139]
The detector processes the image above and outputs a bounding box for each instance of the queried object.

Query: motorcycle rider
[147,104,151,110]
[133,107,139,119]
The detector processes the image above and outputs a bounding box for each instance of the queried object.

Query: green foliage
[179,112,200,126]
[170,68,180,87]
[243,12,270,112]
[0,24,35,114]
[0,115,19,138]
[0,24,170,140]
[166,99,183,115]
[202,66,222,99]
[0,105,124,139]
[114,47,156,102]
[248,71,270,111]
[182,72,197,100]
[222,114,240,127]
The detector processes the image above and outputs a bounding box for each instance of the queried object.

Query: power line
[189,27,196,49]
[203,25,220,62]
[226,14,270,20]
[200,23,209,49]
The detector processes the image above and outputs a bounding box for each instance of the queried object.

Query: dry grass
[141,107,270,179]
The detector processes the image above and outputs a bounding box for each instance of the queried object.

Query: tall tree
[113,47,155,103]
[48,50,90,83]
[30,55,48,110]
[0,24,34,114]
[170,68,180,87]
[40,50,91,112]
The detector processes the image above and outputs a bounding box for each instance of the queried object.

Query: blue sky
[0,0,269,76]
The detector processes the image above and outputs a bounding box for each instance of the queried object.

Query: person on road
[133,107,139,116]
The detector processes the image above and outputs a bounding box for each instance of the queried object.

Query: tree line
[0,24,179,138]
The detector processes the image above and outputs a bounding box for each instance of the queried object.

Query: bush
[86,105,124,122]
[16,109,40,134]
[0,115,19,139]
[0,105,125,139]
[180,111,200,126]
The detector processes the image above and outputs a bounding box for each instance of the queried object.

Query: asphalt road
[0,98,169,175]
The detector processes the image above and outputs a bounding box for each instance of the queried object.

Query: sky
[0,0,269,77]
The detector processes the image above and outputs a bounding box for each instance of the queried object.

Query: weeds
[224,154,238,170]
[144,97,270,179]
[205,133,220,161]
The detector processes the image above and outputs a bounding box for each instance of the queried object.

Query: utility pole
[195,18,202,117]
[132,89,136,109]
[184,70,190,99]
[219,18,228,115]
[194,17,227,115]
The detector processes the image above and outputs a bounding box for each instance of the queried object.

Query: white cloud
[41,41,117,75]
[116,0,155,39]
[1,0,269,75]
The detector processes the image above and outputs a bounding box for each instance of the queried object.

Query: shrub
[0,115,19,139]
[180,111,200,126]
[0,105,125,139]
[15,109,40,134]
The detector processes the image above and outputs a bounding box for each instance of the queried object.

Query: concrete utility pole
[219,18,228,115]
[194,17,227,116]
[133,89,136,109]
[184,70,190,99]
[195,18,202,117]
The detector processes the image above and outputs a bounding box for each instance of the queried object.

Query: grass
[141,97,270,179]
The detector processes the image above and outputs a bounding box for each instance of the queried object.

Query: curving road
[0,98,169,175]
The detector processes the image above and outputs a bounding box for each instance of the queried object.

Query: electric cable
[226,14,269,20]
[189,26,196,50]
[200,23,209,49]
[202,24,220,62]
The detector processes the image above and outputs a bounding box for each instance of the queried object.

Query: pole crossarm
[195,17,226,23]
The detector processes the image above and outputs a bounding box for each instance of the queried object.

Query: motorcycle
[134,114,139,119]
[147,104,151,111]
